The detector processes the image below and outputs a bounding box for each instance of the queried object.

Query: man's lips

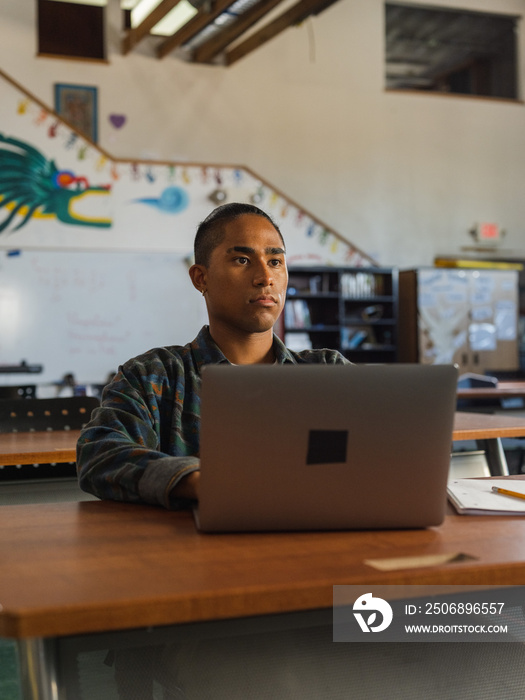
[250,295,277,306]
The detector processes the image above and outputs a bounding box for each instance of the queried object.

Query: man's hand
[172,470,200,501]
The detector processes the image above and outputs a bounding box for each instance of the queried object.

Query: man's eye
[236,257,249,264]
[270,259,283,267]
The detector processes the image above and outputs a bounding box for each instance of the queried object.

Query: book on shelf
[341,272,383,299]
[284,332,313,351]
[284,300,311,329]
[341,328,368,349]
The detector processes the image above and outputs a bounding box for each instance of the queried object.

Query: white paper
[468,323,497,352]
[495,300,517,340]
[447,479,525,514]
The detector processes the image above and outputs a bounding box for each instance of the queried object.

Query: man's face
[202,214,288,335]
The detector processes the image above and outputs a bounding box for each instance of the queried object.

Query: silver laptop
[194,363,458,532]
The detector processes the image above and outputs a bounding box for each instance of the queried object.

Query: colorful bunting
[11,92,361,260]
[306,222,316,237]
[96,155,107,172]
[65,133,78,150]
[34,109,48,125]
[48,120,59,138]
[318,228,329,245]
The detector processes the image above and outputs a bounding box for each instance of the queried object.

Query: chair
[0,396,99,433]
[0,385,36,400]
[0,396,100,505]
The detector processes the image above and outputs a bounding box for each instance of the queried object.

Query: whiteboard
[0,250,208,385]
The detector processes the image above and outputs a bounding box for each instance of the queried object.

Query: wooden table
[457,381,525,401]
[452,412,525,476]
[2,499,525,699]
[0,414,523,483]
[1,415,523,464]
[453,410,525,440]
[0,430,80,466]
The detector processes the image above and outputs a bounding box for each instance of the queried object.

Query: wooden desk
[453,411,525,441]
[0,413,521,487]
[0,430,80,466]
[0,415,521,467]
[2,499,525,698]
[452,412,525,476]
[457,381,525,401]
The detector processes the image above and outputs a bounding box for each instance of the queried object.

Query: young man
[77,203,349,508]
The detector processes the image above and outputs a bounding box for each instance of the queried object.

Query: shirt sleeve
[76,362,200,511]
[328,350,352,364]
[291,347,352,364]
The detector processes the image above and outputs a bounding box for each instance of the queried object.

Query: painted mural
[0,69,374,267]
[0,133,112,233]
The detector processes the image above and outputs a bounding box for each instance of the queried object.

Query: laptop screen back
[196,363,457,532]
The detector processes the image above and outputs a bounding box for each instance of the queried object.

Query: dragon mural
[0,134,112,233]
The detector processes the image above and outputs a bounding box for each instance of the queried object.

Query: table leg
[476,438,510,476]
[16,638,60,700]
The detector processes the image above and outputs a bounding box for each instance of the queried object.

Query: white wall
[1,0,525,267]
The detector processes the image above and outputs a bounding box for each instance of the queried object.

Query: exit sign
[478,223,501,242]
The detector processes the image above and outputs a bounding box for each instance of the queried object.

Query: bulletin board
[0,249,208,385]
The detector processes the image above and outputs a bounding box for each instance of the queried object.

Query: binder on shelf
[284,300,311,329]
[341,273,384,299]
[284,332,313,351]
[341,328,368,349]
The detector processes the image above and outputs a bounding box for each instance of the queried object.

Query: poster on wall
[54,83,98,143]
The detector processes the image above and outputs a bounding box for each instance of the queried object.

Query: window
[37,0,106,61]
[385,3,519,99]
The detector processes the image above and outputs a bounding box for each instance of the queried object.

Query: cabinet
[399,268,519,372]
[282,267,399,363]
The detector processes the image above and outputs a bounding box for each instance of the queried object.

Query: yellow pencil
[492,486,525,501]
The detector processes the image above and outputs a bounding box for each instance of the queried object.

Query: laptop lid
[195,363,458,532]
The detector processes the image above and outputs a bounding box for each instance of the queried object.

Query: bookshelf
[283,267,399,363]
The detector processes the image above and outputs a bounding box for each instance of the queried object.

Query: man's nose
[253,262,273,286]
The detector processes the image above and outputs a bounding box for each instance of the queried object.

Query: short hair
[194,202,285,266]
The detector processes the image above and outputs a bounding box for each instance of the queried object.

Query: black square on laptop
[307,430,348,464]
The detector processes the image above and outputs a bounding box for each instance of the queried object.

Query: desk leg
[17,638,60,700]
[476,438,510,477]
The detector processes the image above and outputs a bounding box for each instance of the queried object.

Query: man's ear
[189,263,207,294]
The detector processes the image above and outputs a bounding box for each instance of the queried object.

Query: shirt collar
[191,325,297,373]
[190,326,229,373]
[272,333,297,364]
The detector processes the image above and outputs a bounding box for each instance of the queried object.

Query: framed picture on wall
[54,83,98,143]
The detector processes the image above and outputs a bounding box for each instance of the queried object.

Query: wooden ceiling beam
[156,0,237,58]
[122,0,183,55]
[193,0,286,64]
[225,0,338,66]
